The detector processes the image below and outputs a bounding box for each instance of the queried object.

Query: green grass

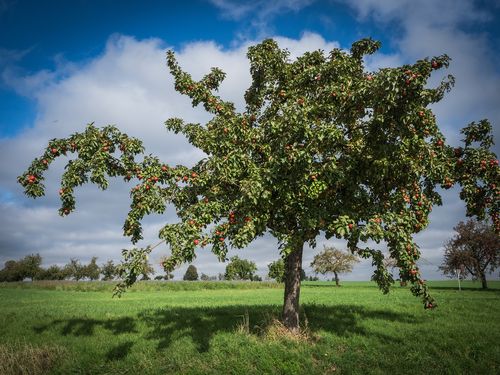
[1,280,499,374]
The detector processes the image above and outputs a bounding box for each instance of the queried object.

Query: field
[1,280,499,374]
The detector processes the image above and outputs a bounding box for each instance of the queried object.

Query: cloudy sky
[0,0,499,281]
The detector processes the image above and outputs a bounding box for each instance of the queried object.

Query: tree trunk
[480,272,488,289]
[282,240,304,332]
[334,272,339,286]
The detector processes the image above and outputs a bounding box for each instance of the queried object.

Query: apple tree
[18,38,499,332]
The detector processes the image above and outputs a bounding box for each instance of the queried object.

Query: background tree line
[0,256,154,282]
[4,220,494,284]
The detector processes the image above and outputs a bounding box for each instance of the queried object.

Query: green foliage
[224,256,257,281]
[268,259,286,282]
[20,253,43,281]
[183,264,199,281]
[101,260,117,281]
[83,256,101,281]
[64,258,85,281]
[37,265,68,281]
[0,254,43,282]
[18,38,500,310]
[140,262,155,281]
[0,260,25,282]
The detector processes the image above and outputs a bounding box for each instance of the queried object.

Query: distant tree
[439,219,500,289]
[101,260,117,281]
[252,274,262,281]
[64,258,85,281]
[83,257,100,281]
[140,262,155,280]
[19,253,43,281]
[218,273,225,281]
[159,256,176,281]
[268,259,286,283]
[307,275,319,281]
[200,273,210,281]
[0,260,24,282]
[38,265,67,280]
[224,256,257,281]
[268,259,305,282]
[383,255,398,271]
[311,246,359,286]
[154,275,164,280]
[183,264,198,281]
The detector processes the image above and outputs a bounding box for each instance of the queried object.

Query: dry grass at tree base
[0,343,66,375]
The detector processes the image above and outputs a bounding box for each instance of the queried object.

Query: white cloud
[0,33,347,279]
[209,0,315,40]
[210,0,314,21]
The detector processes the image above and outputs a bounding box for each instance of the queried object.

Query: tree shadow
[138,303,417,352]
[33,316,137,336]
[32,304,421,354]
[105,341,134,361]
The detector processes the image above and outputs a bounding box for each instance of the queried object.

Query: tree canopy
[310,246,359,286]
[439,219,499,289]
[183,264,199,281]
[224,256,257,281]
[19,37,499,330]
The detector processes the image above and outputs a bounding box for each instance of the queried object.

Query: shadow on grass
[105,341,134,361]
[33,316,137,336]
[32,304,419,355]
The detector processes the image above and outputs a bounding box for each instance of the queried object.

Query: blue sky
[0,0,499,280]
[0,0,407,136]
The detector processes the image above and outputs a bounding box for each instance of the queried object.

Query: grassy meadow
[0,280,499,374]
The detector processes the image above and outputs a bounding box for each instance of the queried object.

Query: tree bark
[334,272,339,286]
[480,272,488,289]
[282,240,304,332]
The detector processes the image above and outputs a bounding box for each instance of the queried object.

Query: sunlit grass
[1,280,499,374]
